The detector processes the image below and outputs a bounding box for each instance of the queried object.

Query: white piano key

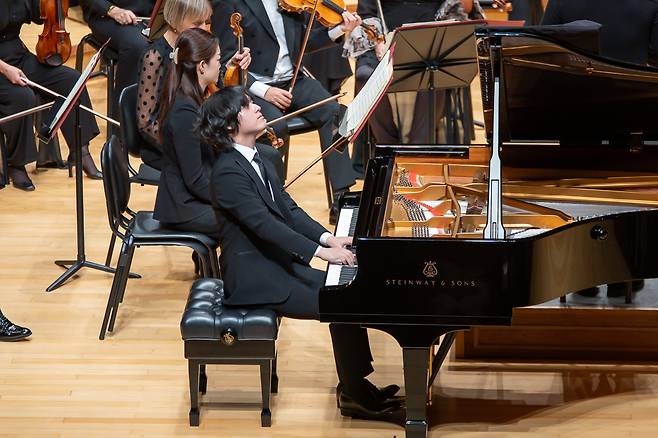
[335,208,354,237]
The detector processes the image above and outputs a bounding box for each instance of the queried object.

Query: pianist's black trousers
[259,267,375,392]
[0,44,100,167]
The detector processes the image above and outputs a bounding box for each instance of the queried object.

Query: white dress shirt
[249,0,345,99]
[232,143,332,255]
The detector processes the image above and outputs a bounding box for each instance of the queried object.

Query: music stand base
[47,258,140,292]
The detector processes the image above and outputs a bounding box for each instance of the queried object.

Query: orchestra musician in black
[136,0,214,170]
[345,0,484,146]
[153,28,278,241]
[540,0,658,66]
[0,308,31,341]
[211,0,362,223]
[80,0,155,117]
[198,85,404,421]
[0,0,101,191]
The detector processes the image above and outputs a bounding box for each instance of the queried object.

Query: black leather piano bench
[180,278,279,428]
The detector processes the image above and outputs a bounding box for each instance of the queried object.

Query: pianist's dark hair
[197,86,251,151]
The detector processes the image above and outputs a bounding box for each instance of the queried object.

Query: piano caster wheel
[189,408,200,427]
[261,408,272,427]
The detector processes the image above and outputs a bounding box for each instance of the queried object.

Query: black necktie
[253,152,272,196]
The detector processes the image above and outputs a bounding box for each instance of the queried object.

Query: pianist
[199,86,403,420]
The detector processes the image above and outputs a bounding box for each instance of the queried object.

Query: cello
[36,0,72,67]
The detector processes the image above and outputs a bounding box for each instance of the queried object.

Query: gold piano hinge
[374,196,383,205]
[586,63,594,75]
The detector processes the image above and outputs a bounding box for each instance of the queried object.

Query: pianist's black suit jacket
[211,0,338,88]
[541,0,658,66]
[210,144,329,306]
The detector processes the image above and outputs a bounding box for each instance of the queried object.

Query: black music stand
[39,43,122,292]
[386,20,481,143]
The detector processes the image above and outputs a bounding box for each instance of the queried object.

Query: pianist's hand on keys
[317,246,356,266]
[326,236,354,248]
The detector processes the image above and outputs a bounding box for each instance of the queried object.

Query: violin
[223,13,248,87]
[277,0,346,28]
[36,0,72,67]
[264,127,285,150]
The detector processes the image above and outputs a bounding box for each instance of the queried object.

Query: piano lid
[476,27,658,146]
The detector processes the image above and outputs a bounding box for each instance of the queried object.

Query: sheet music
[338,48,394,142]
[47,48,104,133]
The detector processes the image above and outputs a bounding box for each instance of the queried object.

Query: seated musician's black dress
[0,0,99,177]
[135,36,173,170]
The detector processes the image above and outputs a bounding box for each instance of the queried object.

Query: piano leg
[402,347,430,438]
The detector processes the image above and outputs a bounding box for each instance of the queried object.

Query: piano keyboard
[325,206,359,287]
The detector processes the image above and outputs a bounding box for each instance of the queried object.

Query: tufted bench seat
[180,278,279,427]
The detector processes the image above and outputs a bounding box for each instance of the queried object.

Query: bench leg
[259,359,272,427]
[271,354,278,394]
[199,364,207,394]
[188,360,200,427]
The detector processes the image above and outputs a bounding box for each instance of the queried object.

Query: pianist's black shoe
[607,280,645,297]
[338,389,403,421]
[0,311,32,341]
[336,381,402,407]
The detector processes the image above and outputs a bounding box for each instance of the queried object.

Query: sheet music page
[339,48,394,141]
[48,49,103,132]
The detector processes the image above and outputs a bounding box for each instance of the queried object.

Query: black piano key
[348,207,359,236]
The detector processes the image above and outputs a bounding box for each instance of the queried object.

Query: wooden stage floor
[3,17,658,438]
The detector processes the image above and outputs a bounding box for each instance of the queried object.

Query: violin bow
[264,92,345,127]
[283,136,348,189]
[288,0,321,94]
[23,78,120,127]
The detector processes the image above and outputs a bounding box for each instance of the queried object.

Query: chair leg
[105,233,116,267]
[108,242,135,333]
[259,359,272,427]
[106,61,115,140]
[271,353,278,394]
[188,359,201,427]
[199,364,207,394]
[99,240,129,340]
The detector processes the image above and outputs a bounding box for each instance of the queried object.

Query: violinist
[212,0,362,224]
[153,28,279,240]
[136,0,216,170]
[0,0,101,191]
[80,0,154,118]
[345,0,484,145]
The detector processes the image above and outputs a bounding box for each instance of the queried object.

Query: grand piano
[320,28,658,437]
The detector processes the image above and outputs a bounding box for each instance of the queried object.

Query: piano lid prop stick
[0,101,54,125]
[23,78,120,127]
[482,76,506,239]
[264,92,346,127]
[284,136,349,189]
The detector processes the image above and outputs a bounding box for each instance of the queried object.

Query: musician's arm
[136,48,164,147]
[80,0,114,18]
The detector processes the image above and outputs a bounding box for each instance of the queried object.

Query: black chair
[76,33,119,139]
[282,116,335,210]
[118,84,161,187]
[99,135,220,340]
[104,84,162,267]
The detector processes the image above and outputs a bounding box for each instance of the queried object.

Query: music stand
[386,20,481,143]
[39,42,121,292]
